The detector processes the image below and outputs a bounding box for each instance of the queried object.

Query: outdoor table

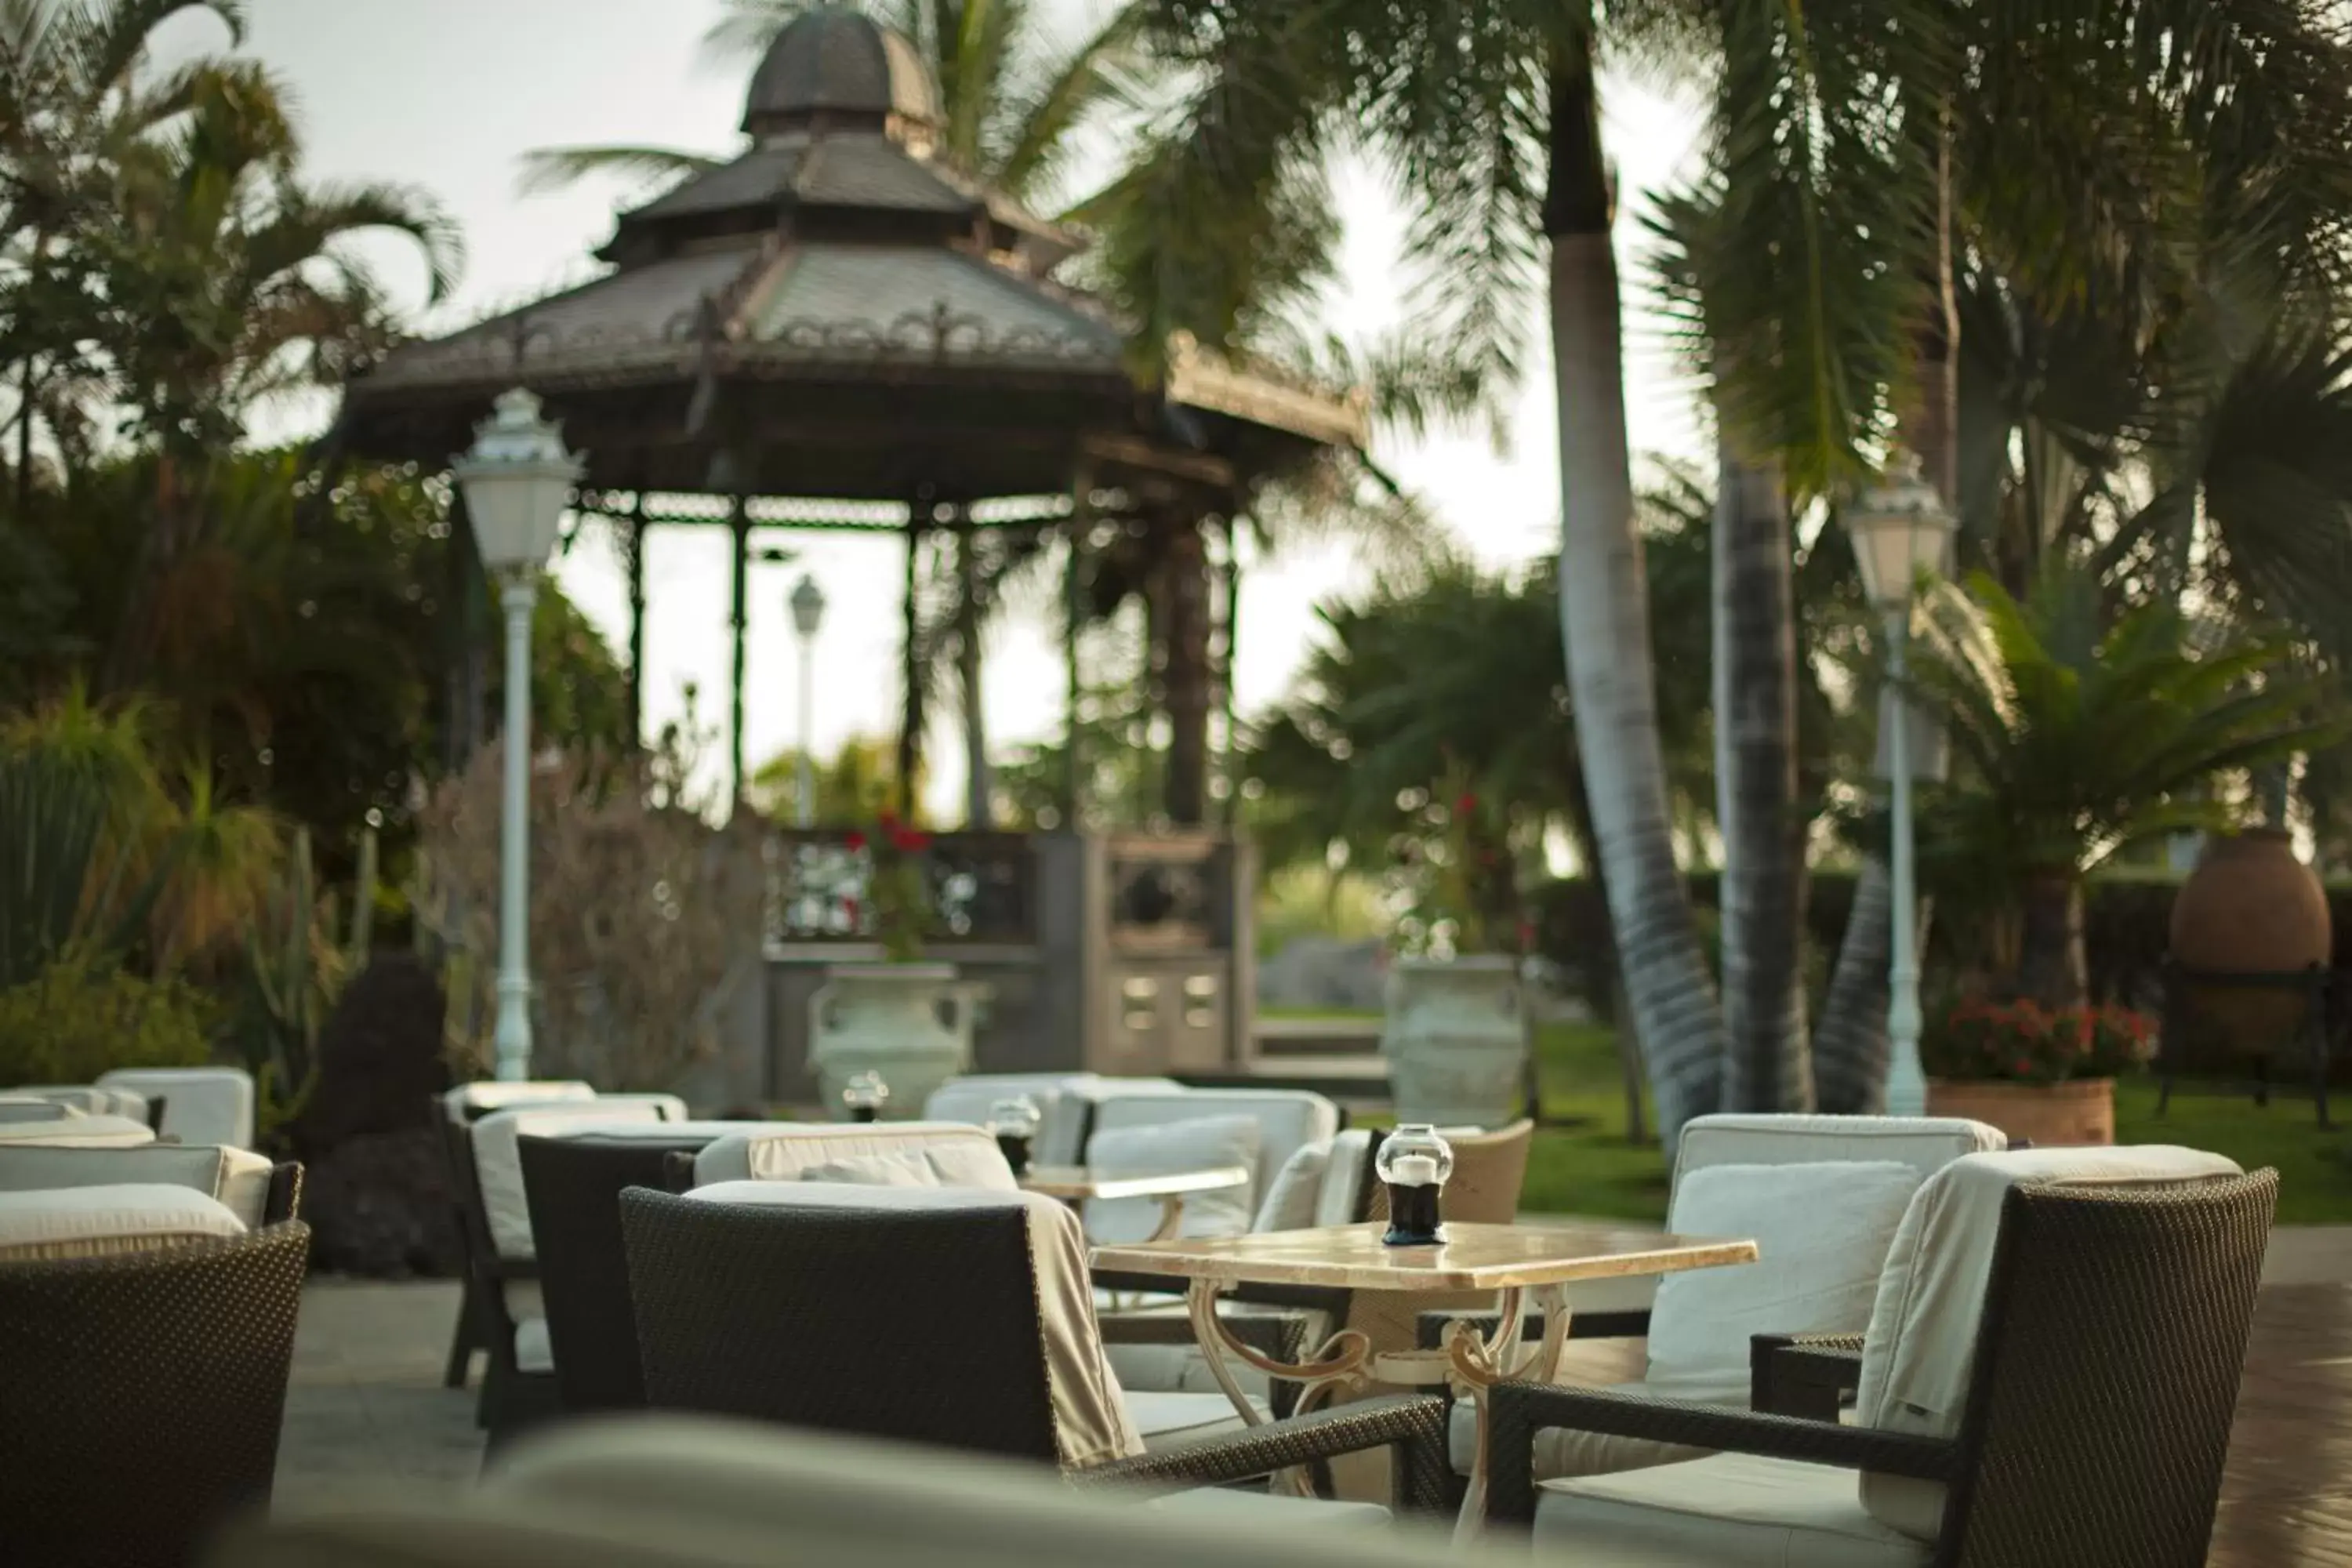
[1018,1164,1251,1243]
[1089,1220,1759,1537]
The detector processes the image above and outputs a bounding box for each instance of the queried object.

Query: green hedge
[1529,871,2352,1012]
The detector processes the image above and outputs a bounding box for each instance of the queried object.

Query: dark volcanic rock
[292,953,452,1160]
[303,1125,463,1278]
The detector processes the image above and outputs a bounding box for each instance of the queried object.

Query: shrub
[0,954,215,1085]
[1922,999,2157,1085]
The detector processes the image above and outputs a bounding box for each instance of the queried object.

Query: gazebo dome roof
[743,9,942,138]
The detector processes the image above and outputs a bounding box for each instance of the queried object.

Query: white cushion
[1648,1160,1918,1403]
[694,1123,1016,1189]
[1312,1128,1379,1227]
[515,1316,554,1374]
[1449,1384,1715,1480]
[799,1145,1016,1189]
[445,1080,597,1120]
[0,1143,277,1228]
[1083,1116,1261,1243]
[0,1114,154,1148]
[0,1183,247,1261]
[96,1067,256,1149]
[9,1086,153,1120]
[474,1101,677,1259]
[1675,1116,2004,1194]
[924,1075,1116,1167]
[1123,1389,1265,1450]
[1142,1488,1389,1529]
[1853,1145,2244,1538]
[684,1181,1143,1468]
[1252,1140,1328,1232]
[1085,1091,1339,1200]
[1534,1452,1929,1567]
[0,1096,78,1123]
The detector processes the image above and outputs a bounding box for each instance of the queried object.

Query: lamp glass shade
[453,389,584,574]
[1846,459,1955,611]
[790,573,828,637]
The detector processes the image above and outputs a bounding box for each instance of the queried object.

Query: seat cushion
[515,1316,554,1374]
[1852,1144,2244,1537]
[0,1183,247,1261]
[1123,1389,1266,1450]
[0,1114,154,1148]
[1145,1488,1389,1528]
[0,1096,78,1123]
[1534,1453,1931,1568]
[1253,1140,1328,1232]
[1083,1116,1261,1243]
[1449,1383,1715,1480]
[96,1066,256,1149]
[1647,1160,1917,1402]
[0,1142,276,1227]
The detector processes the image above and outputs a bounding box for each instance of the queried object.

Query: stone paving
[277,1229,2352,1561]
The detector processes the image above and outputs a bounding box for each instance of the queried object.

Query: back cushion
[477,1103,672,1258]
[1853,1145,2245,1538]
[1253,1141,1330,1232]
[0,1183,245,1261]
[1085,1091,1339,1201]
[0,1115,154,1148]
[445,1080,597,1121]
[1675,1116,2005,1194]
[1646,1160,1919,1402]
[800,1145,1021,1189]
[1083,1116,1261,1243]
[695,1124,1017,1191]
[0,1144,275,1227]
[0,1098,77,1124]
[96,1067,256,1149]
[1313,1129,1381,1228]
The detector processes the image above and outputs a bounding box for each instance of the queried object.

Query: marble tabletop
[1088,1220,1759,1293]
[1019,1164,1251,1203]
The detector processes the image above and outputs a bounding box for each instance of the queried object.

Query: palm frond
[514,145,726,200]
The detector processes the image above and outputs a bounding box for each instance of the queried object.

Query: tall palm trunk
[956,519,991,827]
[1548,54,1723,1142]
[1813,858,1892,1112]
[1712,451,1810,1110]
[1161,523,1212,826]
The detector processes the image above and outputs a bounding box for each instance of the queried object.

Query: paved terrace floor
[278,1227,2352,1563]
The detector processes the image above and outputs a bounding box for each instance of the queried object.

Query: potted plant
[1379,765,1527,1127]
[807,811,975,1121]
[1922,999,2156,1145]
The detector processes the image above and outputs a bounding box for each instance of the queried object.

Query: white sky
[158,0,1710,815]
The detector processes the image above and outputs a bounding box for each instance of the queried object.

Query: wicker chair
[437,1081,598,1390]
[1487,1158,2278,1566]
[0,1220,310,1567]
[619,1183,1451,1514]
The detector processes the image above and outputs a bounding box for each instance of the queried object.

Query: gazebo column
[1162,515,1213,826]
[897,509,923,818]
[956,507,991,827]
[1222,517,1243,826]
[1062,463,1095,826]
[626,492,648,750]
[728,496,749,808]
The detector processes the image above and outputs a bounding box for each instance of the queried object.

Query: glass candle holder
[1376,1124,1455,1247]
[841,1071,890,1124]
[988,1095,1043,1175]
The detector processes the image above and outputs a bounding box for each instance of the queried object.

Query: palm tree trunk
[1162,523,1212,826]
[1813,858,1893,1112]
[2016,870,2088,1007]
[1713,451,1811,1110]
[1547,53,1723,1142]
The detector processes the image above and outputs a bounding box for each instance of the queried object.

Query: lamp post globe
[452,388,586,1082]
[789,573,826,828]
[1846,452,1956,1116]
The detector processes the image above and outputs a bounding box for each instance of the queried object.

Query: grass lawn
[1512,1021,2352,1225]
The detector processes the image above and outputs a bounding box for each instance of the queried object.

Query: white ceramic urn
[808,964,975,1120]
[1379,955,1527,1128]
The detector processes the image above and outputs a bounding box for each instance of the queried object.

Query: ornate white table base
[1184,1277,1568,1530]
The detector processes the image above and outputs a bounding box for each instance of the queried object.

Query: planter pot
[808,964,974,1121]
[2170,829,2332,1047]
[1926,1077,2114,1147]
[1380,956,1526,1129]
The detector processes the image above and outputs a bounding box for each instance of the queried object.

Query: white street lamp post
[1847,455,1956,1116]
[789,573,827,829]
[452,389,586,1082]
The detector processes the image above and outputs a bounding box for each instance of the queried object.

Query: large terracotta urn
[2169,829,2332,1047]
[807,964,975,1120]
[1380,956,1526,1128]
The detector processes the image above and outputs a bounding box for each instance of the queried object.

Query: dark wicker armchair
[0,1220,310,1568]
[619,1185,1452,1512]
[517,1130,737,1414]
[1488,1170,2278,1566]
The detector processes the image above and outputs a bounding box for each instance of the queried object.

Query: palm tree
[1902,566,2340,1007]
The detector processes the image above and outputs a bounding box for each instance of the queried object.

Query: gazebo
[338,6,1367,828]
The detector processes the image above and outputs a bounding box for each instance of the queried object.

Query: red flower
[843,829,868,851]
[892,826,931,852]
[877,809,899,831]
[1455,793,1479,816]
